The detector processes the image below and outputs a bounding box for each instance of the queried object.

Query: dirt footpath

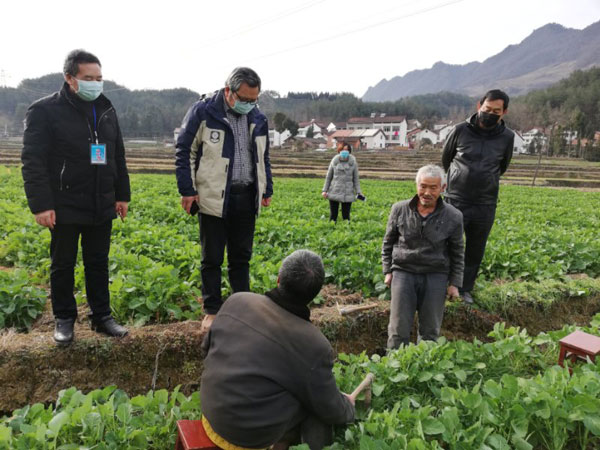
[1,286,599,413]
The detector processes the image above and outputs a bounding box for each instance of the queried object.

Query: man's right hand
[343,393,356,406]
[35,210,56,230]
[181,195,199,214]
[384,273,393,287]
[321,192,328,199]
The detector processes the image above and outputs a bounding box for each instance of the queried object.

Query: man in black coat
[442,89,514,304]
[21,49,130,344]
[200,250,355,449]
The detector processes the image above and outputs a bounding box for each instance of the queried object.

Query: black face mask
[478,110,501,128]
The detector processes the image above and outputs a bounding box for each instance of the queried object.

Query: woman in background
[322,142,362,222]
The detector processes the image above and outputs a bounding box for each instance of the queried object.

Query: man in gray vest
[175,67,273,332]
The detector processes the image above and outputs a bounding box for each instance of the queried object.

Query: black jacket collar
[60,82,112,112]
[265,287,311,322]
[466,113,506,137]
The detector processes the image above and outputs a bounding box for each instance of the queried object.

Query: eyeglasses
[233,91,259,105]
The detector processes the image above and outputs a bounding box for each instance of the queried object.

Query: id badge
[90,143,107,165]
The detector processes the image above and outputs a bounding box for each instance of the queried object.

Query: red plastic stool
[558,330,600,370]
[175,420,221,450]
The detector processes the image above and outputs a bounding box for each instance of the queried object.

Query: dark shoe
[54,318,75,344]
[91,316,128,337]
[462,292,474,305]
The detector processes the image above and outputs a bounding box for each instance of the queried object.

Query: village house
[415,128,439,145]
[346,113,407,146]
[297,119,327,138]
[268,127,292,147]
[513,131,526,154]
[329,129,387,150]
[435,122,454,143]
[406,119,422,132]
[522,128,548,152]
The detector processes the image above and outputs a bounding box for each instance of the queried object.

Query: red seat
[558,330,600,372]
[175,420,221,450]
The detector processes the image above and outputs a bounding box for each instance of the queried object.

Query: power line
[241,0,467,64]
[196,0,328,50]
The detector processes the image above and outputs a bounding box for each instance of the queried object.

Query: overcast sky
[2,0,598,97]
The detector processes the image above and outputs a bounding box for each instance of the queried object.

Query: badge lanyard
[90,105,106,165]
[93,105,98,144]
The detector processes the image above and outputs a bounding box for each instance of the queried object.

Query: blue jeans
[387,270,448,349]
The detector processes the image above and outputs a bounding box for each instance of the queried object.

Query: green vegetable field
[1,165,600,448]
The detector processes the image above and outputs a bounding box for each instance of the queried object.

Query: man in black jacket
[200,250,355,450]
[442,89,514,304]
[21,50,130,344]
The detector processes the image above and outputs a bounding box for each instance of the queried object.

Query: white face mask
[76,79,103,101]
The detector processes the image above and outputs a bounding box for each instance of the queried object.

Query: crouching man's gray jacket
[382,195,465,287]
[200,292,355,448]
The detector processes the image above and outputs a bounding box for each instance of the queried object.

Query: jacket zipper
[59,160,66,190]
[97,107,114,134]
[67,97,95,142]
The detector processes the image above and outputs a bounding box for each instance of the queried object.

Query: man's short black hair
[278,250,324,304]
[63,49,101,77]
[480,89,509,110]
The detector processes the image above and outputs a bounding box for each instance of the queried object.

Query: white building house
[357,129,387,149]
[297,119,326,138]
[346,114,407,146]
[513,131,526,154]
[433,120,453,131]
[522,128,548,152]
[406,119,422,132]
[415,129,439,145]
[269,128,292,147]
[330,129,387,150]
[436,122,455,143]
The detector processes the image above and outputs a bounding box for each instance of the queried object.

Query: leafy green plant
[0,269,46,330]
[0,386,201,449]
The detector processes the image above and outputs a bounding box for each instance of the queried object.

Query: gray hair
[225,67,261,92]
[415,164,446,185]
[279,250,325,303]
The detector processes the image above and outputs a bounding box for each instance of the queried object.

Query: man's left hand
[261,197,272,207]
[447,285,459,299]
[116,202,129,221]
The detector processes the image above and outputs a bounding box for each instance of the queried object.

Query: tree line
[2,68,600,158]
[507,67,600,159]
[0,74,198,138]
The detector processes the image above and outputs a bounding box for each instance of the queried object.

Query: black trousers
[445,198,496,293]
[199,186,256,315]
[50,221,113,320]
[276,414,333,450]
[329,200,352,222]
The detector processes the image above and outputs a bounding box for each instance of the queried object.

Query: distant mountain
[363,21,600,102]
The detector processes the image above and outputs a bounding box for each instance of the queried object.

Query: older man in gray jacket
[382,165,464,349]
[200,250,355,450]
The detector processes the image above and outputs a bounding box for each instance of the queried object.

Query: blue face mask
[232,100,256,115]
[340,150,350,159]
[76,79,103,101]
